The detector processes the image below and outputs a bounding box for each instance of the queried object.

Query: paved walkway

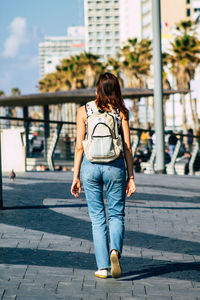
[0,171,200,300]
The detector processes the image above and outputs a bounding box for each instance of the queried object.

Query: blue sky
[0,0,84,95]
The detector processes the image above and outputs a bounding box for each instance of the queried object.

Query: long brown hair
[96,72,129,120]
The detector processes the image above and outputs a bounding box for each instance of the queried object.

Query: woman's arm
[71,106,86,198]
[121,112,136,197]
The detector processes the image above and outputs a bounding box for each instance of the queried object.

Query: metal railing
[0,116,200,175]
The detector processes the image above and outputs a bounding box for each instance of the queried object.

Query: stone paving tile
[0,172,200,300]
[144,296,171,300]
[0,289,5,299]
[1,296,16,300]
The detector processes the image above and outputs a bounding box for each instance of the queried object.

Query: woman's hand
[71,178,81,198]
[126,178,136,197]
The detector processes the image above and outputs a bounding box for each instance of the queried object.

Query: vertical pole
[23,107,29,157]
[172,75,176,130]
[152,0,165,173]
[43,105,50,159]
[172,93,175,130]
[145,98,148,129]
[0,130,3,210]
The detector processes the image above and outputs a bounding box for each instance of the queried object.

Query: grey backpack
[82,101,123,162]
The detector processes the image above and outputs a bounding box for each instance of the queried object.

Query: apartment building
[141,0,200,46]
[120,0,141,42]
[39,26,85,78]
[84,0,121,61]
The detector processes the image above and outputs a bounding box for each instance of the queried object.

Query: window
[187,8,190,16]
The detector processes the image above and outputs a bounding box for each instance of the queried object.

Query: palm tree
[38,73,60,92]
[163,20,200,133]
[10,88,21,126]
[0,90,5,97]
[11,87,21,96]
[39,52,106,92]
[56,55,83,90]
[79,52,105,88]
[120,38,152,127]
[121,38,152,88]
[106,55,124,87]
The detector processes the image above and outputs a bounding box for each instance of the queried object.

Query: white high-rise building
[141,0,152,39]
[84,0,143,61]
[120,0,141,43]
[140,0,200,46]
[84,0,121,61]
[39,26,85,78]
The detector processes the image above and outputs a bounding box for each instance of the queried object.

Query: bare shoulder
[120,111,126,120]
[77,105,87,121]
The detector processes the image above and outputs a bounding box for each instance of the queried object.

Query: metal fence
[0,116,200,175]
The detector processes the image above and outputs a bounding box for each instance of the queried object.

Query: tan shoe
[94,269,108,279]
[110,250,122,278]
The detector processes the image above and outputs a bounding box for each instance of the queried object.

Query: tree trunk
[163,97,167,129]
[133,99,140,128]
[181,94,187,133]
[145,97,149,129]
[189,93,199,134]
[192,98,200,133]
[150,97,155,128]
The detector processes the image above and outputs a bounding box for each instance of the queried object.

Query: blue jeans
[169,144,176,159]
[81,156,126,269]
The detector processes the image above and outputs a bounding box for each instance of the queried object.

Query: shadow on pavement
[0,178,200,282]
[120,260,200,281]
[0,247,199,282]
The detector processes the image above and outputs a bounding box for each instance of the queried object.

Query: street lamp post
[152,0,165,173]
[0,132,3,210]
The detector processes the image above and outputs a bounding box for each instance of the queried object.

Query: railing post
[23,107,29,157]
[43,105,50,159]
[0,130,3,210]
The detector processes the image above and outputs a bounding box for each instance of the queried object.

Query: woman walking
[71,72,136,279]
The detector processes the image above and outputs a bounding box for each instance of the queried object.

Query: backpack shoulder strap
[85,100,98,118]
